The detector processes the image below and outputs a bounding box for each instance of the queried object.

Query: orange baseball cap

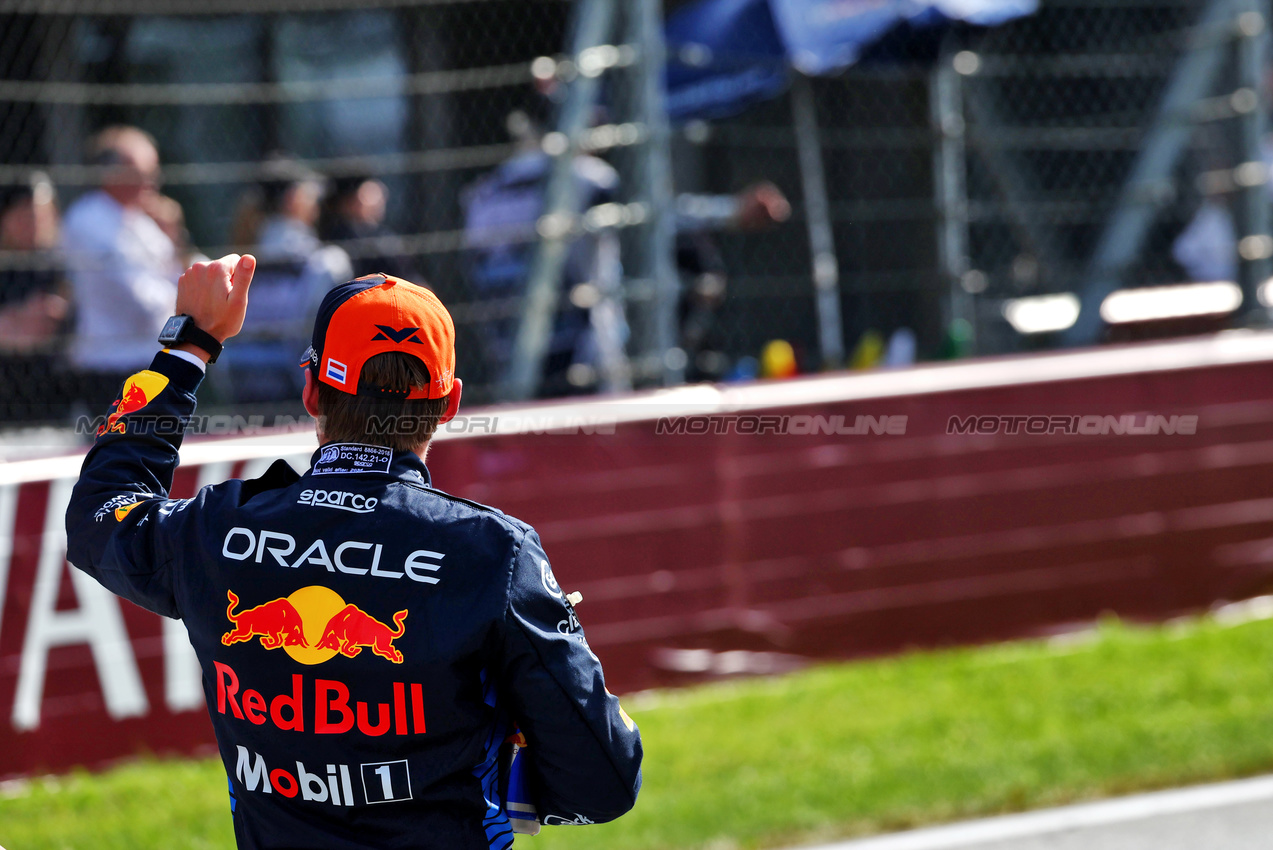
[301,273,455,400]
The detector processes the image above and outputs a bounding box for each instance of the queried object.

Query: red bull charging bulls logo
[318,605,408,664]
[222,591,309,650]
[222,586,407,665]
[98,370,169,436]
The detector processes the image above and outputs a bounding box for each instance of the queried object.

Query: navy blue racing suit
[65,350,642,849]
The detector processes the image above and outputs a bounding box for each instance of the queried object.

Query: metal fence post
[931,46,974,351]
[1064,0,1236,347]
[791,73,846,370]
[500,0,618,401]
[631,0,681,385]
[1234,0,1272,321]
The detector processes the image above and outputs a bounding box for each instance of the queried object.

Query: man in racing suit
[65,255,642,849]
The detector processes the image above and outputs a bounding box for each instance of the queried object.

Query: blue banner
[665,0,789,121]
[770,0,1038,75]
[665,0,1037,119]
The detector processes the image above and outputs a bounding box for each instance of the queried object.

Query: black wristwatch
[159,315,223,364]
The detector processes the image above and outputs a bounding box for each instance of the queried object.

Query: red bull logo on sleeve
[98,370,170,436]
[222,586,406,666]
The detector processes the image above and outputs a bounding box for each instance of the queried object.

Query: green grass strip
[6,615,1273,850]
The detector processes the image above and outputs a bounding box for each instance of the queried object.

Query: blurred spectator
[463,110,627,397]
[0,173,66,349]
[256,156,327,260]
[60,126,186,407]
[676,182,790,382]
[1173,199,1242,283]
[220,156,351,403]
[464,100,793,396]
[1172,133,1273,283]
[319,174,420,281]
[0,174,71,421]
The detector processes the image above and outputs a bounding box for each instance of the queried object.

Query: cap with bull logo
[301,273,455,401]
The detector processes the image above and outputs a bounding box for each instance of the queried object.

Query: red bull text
[215,662,426,737]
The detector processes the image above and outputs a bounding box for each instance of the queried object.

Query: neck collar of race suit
[307,443,430,487]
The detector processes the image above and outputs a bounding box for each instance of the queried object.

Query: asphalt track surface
[795,774,1273,850]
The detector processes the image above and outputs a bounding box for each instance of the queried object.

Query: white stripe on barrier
[5,330,1273,488]
[794,774,1273,850]
[238,456,284,482]
[194,461,234,494]
[0,484,15,642]
[718,329,1273,414]
[11,478,149,730]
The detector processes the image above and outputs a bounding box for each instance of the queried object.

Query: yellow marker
[761,339,797,378]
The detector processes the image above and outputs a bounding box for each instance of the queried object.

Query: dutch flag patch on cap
[325,357,348,385]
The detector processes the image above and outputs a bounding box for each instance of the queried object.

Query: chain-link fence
[676,0,1269,370]
[2,1,581,430]
[0,0,1268,441]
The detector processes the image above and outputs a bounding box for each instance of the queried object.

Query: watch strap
[160,315,223,364]
[182,322,223,364]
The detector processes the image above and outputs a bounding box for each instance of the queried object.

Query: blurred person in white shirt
[59,126,187,402]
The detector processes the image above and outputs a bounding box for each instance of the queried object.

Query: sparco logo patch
[298,489,378,513]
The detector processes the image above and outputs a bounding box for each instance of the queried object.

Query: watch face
[159,315,188,343]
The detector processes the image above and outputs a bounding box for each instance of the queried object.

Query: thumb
[229,254,256,305]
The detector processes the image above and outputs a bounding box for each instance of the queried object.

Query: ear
[302,368,321,418]
[438,377,463,425]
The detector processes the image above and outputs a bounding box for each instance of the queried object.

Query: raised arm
[65,255,255,617]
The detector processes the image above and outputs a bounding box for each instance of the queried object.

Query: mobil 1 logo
[361,760,412,804]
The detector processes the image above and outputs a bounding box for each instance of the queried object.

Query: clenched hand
[174,254,256,348]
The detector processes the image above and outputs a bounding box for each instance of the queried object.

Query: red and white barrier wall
[5,331,1273,778]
